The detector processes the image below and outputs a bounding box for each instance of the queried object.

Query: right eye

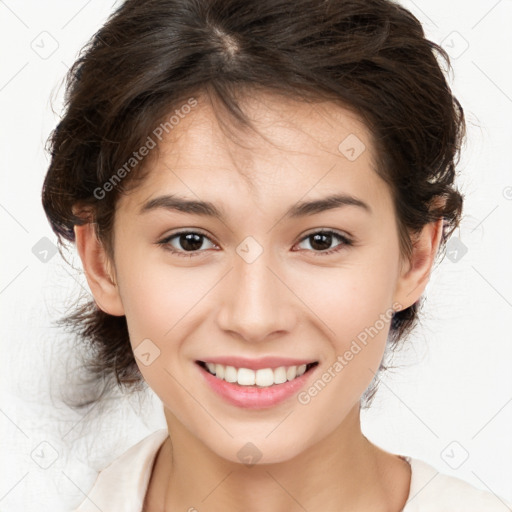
[157,231,218,257]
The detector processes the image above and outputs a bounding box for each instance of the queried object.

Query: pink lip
[196,361,318,409]
[197,356,316,370]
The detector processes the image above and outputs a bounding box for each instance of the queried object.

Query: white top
[73,429,511,511]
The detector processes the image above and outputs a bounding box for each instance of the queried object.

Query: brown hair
[42,0,465,408]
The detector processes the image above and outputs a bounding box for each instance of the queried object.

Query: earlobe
[74,223,125,316]
[393,218,444,310]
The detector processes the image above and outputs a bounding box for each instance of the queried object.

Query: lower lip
[196,362,318,409]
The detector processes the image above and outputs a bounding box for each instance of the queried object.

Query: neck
[145,403,411,512]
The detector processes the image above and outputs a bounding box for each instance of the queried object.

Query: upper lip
[197,356,317,371]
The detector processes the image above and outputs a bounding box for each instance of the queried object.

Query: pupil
[310,233,332,251]
[180,233,203,251]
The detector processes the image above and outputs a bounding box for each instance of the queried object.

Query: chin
[208,434,310,466]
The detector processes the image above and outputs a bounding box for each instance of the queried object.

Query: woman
[42,0,511,510]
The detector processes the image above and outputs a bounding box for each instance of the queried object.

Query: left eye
[295,230,352,255]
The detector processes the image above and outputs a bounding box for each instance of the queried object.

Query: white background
[1,0,511,510]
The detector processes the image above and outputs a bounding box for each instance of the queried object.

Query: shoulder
[72,429,169,512]
[402,456,512,511]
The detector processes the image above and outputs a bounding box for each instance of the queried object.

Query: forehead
[117,91,392,220]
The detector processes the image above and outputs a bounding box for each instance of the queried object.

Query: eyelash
[157,229,353,258]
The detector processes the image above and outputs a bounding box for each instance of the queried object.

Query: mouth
[195,360,319,388]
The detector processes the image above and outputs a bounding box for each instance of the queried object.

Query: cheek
[115,256,207,406]
[116,247,210,344]
[293,249,399,393]
[294,253,398,340]
[295,274,396,419]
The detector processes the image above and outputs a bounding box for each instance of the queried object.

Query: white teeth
[286,366,297,380]
[203,362,314,387]
[274,366,287,384]
[297,364,307,377]
[255,368,274,387]
[215,364,225,380]
[224,365,237,383]
[238,368,256,385]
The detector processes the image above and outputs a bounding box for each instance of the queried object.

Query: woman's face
[102,92,426,464]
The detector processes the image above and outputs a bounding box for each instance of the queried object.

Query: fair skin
[75,91,443,512]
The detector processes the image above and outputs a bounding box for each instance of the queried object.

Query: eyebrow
[139,193,372,220]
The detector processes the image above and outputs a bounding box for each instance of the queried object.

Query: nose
[215,248,297,344]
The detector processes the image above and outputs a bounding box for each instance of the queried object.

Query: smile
[197,361,319,388]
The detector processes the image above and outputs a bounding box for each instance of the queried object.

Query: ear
[74,223,125,316]
[392,217,444,311]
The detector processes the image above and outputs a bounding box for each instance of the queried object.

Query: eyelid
[158,227,216,243]
[299,227,352,242]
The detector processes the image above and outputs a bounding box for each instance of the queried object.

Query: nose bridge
[216,241,295,342]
